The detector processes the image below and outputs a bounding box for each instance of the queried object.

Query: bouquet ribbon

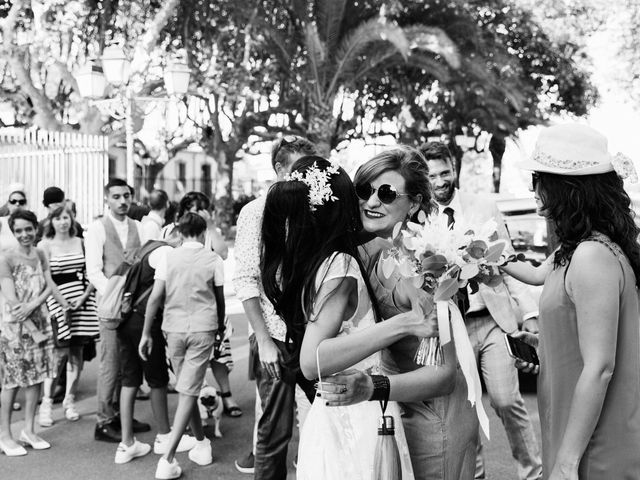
[436,299,490,440]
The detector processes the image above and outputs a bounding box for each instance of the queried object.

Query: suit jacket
[440,190,538,333]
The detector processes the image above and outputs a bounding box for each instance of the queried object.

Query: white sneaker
[155,457,182,479]
[154,432,198,454]
[114,438,151,464]
[63,395,80,421]
[38,397,53,427]
[188,437,212,466]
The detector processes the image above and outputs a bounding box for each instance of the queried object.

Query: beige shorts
[164,331,215,396]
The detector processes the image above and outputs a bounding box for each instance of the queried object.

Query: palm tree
[257,0,461,154]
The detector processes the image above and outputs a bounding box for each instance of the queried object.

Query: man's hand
[521,317,539,334]
[258,337,282,379]
[138,333,153,361]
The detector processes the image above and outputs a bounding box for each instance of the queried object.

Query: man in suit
[420,141,542,480]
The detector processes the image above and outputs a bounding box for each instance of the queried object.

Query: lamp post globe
[74,61,106,99]
[163,59,191,96]
[101,45,131,87]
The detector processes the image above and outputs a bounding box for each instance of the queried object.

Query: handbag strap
[316,342,323,397]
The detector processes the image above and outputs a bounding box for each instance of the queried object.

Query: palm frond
[255,19,295,68]
[405,52,452,83]
[328,18,409,99]
[315,0,347,57]
[304,23,327,102]
[403,25,461,69]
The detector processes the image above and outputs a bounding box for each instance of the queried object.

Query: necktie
[442,206,470,313]
[443,207,455,228]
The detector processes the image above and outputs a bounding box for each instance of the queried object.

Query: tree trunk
[307,101,335,155]
[489,134,506,193]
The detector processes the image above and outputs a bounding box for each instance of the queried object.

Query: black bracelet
[369,374,390,413]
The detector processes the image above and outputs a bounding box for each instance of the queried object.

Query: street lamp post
[75,46,191,190]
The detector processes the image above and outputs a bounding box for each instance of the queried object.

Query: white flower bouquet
[376,211,508,366]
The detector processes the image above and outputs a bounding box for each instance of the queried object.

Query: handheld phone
[504,334,539,366]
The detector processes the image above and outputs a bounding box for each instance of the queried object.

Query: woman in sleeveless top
[323,147,479,480]
[261,157,437,480]
[0,210,69,456]
[39,205,98,425]
[503,124,640,480]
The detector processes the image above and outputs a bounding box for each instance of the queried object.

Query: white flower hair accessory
[611,153,638,183]
[285,161,341,211]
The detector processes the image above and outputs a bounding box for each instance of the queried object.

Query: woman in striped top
[39,205,99,425]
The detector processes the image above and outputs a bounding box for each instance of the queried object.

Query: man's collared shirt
[232,196,287,342]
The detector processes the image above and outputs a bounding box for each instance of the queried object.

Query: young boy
[140,212,225,479]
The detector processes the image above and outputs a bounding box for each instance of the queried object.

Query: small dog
[198,384,223,438]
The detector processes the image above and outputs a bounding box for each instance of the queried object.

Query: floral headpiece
[285,161,340,211]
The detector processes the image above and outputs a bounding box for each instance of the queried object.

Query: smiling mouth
[364,210,384,219]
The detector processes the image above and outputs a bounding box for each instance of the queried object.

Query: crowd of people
[0,123,639,480]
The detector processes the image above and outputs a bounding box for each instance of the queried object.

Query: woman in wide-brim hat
[503,124,640,480]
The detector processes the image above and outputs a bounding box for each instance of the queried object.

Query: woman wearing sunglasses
[321,146,479,480]
[0,189,27,252]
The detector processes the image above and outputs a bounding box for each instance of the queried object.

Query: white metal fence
[0,128,108,225]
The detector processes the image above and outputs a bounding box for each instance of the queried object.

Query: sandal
[220,391,243,417]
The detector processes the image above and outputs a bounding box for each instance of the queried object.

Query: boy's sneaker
[38,397,54,427]
[114,438,151,464]
[188,437,212,466]
[63,395,80,421]
[156,457,182,480]
[154,432,198,454]
[234,451,255,474]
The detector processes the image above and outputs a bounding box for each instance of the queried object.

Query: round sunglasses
[8,198,26,206]
[355,182,410,204]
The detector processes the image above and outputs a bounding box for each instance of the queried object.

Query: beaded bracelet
[369,374,390,413]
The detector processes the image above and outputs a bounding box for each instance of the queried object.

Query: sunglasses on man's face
[8,198,26,206]
[355,182,410,204]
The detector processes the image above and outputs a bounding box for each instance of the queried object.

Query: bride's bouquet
[376,211,508,366]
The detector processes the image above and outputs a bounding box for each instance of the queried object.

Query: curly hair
[536,171,640,286]
[354,145,435,221]
[8,209,38,231]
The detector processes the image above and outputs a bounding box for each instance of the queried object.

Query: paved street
[3,253,542,479]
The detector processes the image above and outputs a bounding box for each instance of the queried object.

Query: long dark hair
[537,171,640,285]
[261,156,380,363]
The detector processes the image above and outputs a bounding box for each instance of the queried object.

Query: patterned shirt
[232,196,287,342]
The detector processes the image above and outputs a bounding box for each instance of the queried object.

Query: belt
[465,307,490,319]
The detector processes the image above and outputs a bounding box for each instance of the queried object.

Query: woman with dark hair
[38,205,98,426]
[321,146,479,480]
[503,124,640,480]
[261,155,437,479]
[0,210,67,455]
[0,187,27,252]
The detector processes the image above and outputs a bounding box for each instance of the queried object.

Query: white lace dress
[297,253,415,480]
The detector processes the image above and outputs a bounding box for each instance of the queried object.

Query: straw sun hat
[518,124,638,182]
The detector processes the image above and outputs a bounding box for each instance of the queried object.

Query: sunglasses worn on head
[9,198,26,206]
[355,183,410,204]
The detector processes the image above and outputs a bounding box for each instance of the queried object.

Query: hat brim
[517,158,614,176]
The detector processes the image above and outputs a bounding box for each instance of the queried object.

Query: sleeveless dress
[0,251,55,388]
[365,242,478,480]
[297,253,415,480]
[46,252,99,343]
[538,234,640,479]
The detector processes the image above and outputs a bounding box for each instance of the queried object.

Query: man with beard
[85,178,150,442]
[420,142,542,480]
